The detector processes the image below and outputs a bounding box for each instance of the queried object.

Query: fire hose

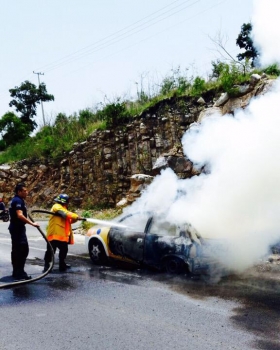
[0,209,56,289]
[0,209,126,289]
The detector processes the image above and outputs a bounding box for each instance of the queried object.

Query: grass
[0,61,278,165]
[80,208,123,231]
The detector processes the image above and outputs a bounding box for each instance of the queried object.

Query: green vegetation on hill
[1,22,280,164]
[0,61,279,165]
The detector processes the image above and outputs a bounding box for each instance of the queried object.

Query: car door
[143,217,179,267]
[108,212,151,263]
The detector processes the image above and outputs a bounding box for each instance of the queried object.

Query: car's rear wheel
[89,239,107,265]
[164,257,184,274]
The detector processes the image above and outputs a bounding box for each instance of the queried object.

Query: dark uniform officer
[9,183,39,280]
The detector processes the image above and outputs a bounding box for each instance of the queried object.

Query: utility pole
[33,71,46,126]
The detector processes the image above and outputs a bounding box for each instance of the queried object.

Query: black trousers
[10,227,29,276]
[11,241,29,275]
[44,240,68,267]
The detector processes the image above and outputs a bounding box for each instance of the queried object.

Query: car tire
[164,257,184,274]
[89,239,107,265]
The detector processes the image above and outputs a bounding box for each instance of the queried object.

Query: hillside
[0,73,275,209]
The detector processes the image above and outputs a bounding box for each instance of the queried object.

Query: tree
[209,31,248,75]
[210,60,229,79]
[0,112,29,149]
[9,80,54,132]
[236,23,259,67]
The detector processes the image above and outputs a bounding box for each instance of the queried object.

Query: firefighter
[43,194,83,272]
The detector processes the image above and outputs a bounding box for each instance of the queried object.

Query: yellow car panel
[86,226,137,264]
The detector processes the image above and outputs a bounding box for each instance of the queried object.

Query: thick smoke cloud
[125,82,280,272]
[252,0,280,66]
[178,82,280,270]
[122,0,280,272]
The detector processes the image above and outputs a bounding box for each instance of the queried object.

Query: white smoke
[176,82,280,270]
[121,0,280,273]
[252,0,280,66]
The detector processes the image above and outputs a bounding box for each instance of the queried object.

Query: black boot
[59,262,71,272]
[13,271,31,280]
[21,271,32,280]
[43,263,50,273]
[12,269,19,278]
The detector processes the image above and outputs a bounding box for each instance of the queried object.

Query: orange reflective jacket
[46,203,79,244]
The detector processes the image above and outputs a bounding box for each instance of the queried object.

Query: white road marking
[0,241,86,258]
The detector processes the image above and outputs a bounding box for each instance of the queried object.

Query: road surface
[0,221,280,350]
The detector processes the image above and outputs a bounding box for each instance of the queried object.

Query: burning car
[85,211,212,275]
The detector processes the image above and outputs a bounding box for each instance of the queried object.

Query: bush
[96,99,130,128]
[80,210,92,230]
[160,67,190,96]
[78,109,96,127]
[218,63,250,95]
[0,140,6,151]
[211,60,229,79]
[263,64,280,77]
[160,76,176,95]
[190,77,206,96]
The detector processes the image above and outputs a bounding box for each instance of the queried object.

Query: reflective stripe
[47,203,78,245]
[47,234,69,243]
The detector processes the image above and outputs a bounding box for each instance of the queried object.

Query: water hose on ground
[0,210,55,289]
[0,209,125,289]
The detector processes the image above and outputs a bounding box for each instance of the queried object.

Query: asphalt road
[0,221,87,278]
[0,221,280,350]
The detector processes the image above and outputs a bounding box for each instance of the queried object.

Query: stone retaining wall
[0,75,273,209]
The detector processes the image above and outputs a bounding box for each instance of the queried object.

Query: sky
[0,0,254,127]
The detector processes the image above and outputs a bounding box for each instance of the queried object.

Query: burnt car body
[85,211,211,275]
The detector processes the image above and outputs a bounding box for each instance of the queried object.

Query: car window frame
[118,211,154,234]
